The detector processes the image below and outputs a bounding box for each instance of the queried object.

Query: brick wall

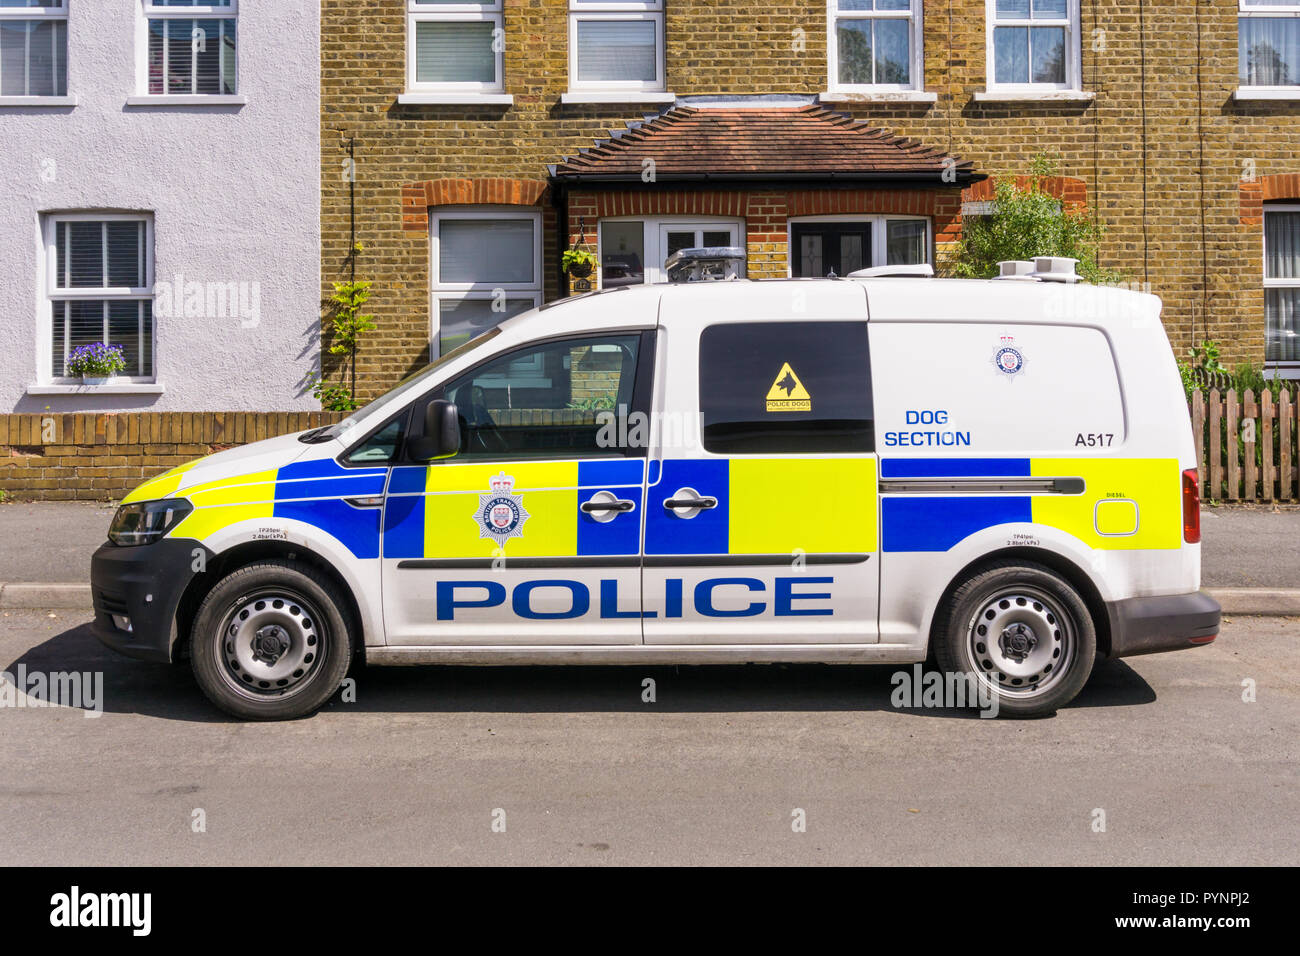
[323,0,1300,400]
[0,412,345,501]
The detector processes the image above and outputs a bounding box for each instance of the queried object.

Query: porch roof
[549,105,984,187]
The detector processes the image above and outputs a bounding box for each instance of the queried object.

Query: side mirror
[407,399,461,462]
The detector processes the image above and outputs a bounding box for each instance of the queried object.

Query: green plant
[950,154,1124,285]
[568,393,616,411]
[66,342,127,378]
[323,279,377,409]
[562,248,597,273]
[1178,339,1230,400]
[307,372,359,412]
[1190,339,1225,374]
[1177,361,1198,402]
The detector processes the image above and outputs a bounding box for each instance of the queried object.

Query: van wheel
[190,560,353,721]
[932,562,1096,717]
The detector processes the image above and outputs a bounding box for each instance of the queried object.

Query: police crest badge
[474,472,531,548]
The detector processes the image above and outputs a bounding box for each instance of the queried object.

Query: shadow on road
[6,621,1157,722]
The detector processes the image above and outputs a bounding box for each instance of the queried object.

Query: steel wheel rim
[965,585,1076,699]
[213,588,327,702]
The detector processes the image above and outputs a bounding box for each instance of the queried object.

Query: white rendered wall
[0,1,320,412]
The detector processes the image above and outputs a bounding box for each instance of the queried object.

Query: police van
[91,253,1219,720]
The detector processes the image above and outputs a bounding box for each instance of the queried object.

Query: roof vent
[1030,256,1080,283]
[664,246,746,283]
[848,264,935,278]
[995,260,1038,280]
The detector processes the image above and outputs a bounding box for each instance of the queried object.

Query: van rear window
[698,321,874,454]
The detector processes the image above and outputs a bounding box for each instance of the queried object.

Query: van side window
[436,333,643,460]
[699,321,873,454]
[343,412,408,465]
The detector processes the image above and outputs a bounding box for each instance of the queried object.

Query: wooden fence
[1190,389,1298,502]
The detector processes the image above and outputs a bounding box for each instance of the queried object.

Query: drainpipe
[552,180,568,300]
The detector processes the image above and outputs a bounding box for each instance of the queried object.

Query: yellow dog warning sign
[765,362,811,412]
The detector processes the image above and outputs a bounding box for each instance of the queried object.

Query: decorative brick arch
[401,177,549,233]
[1239,173,1300,226]
[961,175,1088,211]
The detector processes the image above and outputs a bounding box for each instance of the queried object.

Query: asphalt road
[0,610,1295,865]
[1,500,1296,588]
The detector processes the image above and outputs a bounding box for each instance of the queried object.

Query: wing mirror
[407,399,461,462]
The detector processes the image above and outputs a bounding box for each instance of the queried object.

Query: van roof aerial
[995,257,1081,283]
[847,264,935,278]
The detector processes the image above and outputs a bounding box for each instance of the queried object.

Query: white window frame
[405,0,505,96]
[595,216,745,288]
[0,0,69,103]
[567,0,666,96]
[826,0,925,94]
[40,213,156,385]
[1237,1,1300,95]
[785,214,932,277]
[985,0,1081,93]
[429,207,542,365]
[1264,203,1300,376]
[135,0,240,101]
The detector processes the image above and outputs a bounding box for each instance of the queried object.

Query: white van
[92,261,1219,720]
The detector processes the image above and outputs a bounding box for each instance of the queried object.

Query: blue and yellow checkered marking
[382,458,646,560]
[644,457,879,556]
[151,451,1182,564]
[166,458,387,559]
[879,457,1183,552]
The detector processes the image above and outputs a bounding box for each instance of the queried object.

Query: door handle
[581,499,635,514]
[581,491,636,523]
[663,487,718,518]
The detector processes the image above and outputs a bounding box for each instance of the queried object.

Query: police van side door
[642,299,880,645]
[381,330,655,645]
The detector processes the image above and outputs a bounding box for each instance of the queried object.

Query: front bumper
[1103,590,1221,659]
[90,537,211,663]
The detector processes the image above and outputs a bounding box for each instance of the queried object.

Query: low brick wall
[0,412,345,502]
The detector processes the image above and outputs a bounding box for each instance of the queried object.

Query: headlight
[108,498,193,547]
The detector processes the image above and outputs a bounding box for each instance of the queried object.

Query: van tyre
[932,561,1096,718]
[190,560,353,721]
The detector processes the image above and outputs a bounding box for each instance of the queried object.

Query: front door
[790,221,872,277]
[642,311,880,644]
[381,331,654,645]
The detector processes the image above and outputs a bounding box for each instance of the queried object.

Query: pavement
[1,500,1296,613]
[0,609,1294,865]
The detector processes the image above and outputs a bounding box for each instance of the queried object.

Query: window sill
[560,91,676,105]
[397,93,514,106]
[1234,87,1300,101]
[971,90,1096,103]
[0,95,77,107]
[819,90,937,104]
[124,95,247,107]
[28,383,165,396]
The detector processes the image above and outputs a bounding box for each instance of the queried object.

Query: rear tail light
[1182,468,1201,544]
